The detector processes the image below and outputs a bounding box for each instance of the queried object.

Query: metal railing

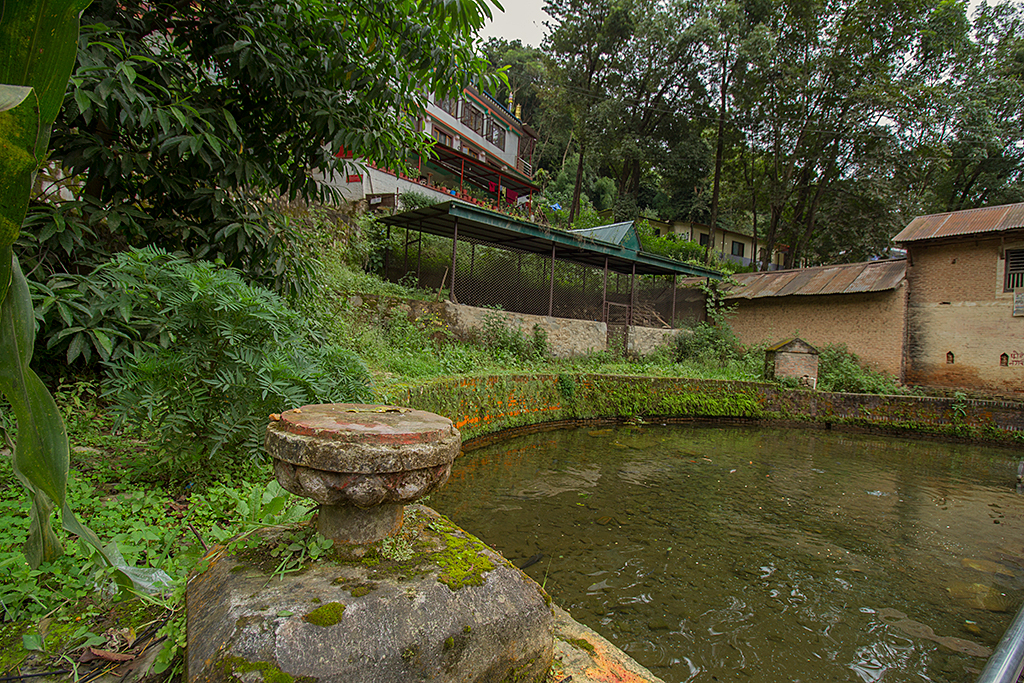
[976,601,1024,683]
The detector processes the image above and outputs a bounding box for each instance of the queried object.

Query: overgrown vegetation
[1,199,920,675]
[3,2,977,674]
[816,344,904,395]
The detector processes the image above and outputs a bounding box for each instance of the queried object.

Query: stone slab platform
[186,505,553,683]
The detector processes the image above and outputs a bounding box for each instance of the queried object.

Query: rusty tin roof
[893,202,1024,243]
[724,260,906,300]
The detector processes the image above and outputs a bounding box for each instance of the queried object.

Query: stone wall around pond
[392,374,1024,448]
[343,292,686,358]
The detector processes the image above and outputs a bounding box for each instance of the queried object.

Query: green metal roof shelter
[380,202,721,278]
[379,201,720,326]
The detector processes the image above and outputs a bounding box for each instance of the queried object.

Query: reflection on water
[430,424,1024,683]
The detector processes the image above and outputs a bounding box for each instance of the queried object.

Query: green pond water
[429,423,1024,683]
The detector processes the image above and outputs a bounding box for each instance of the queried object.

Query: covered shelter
[379,201,720,327]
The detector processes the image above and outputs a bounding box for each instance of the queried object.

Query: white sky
[478,0,991,49]
[478,0,550,48]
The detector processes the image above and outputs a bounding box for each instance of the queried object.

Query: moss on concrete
[303,601,345,627]
[393,373,1024,448]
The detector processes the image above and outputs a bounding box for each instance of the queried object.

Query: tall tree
[701,0,772,262]
[600,0,710,221]
[739,0,938,269]
[482,38,548,126]
[543,0,632,223]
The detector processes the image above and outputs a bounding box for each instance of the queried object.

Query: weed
[817,344,902,394]
[380,535,414,562]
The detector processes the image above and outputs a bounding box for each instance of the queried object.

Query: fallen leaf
[80,647,134,663]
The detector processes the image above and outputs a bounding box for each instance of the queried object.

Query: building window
[946,351,955,364]
[437,98,459,117]
[486,121,506,151]
[462,103,485,135]
[433,128,453,148]
[1005,249,1024,291]
[1001,353,1009,367]
[699,233,709,247]
[731,241,745,258]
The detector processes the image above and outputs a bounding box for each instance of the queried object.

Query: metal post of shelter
[385,226,391,278]
[416,222,423,282]
[629,263,636,326]
[602,257,608,323]
[671,275,677,328]
[548,245,556,318]
[450,217,459,303]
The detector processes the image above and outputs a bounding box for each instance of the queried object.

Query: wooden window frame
[1005,248,1024,292]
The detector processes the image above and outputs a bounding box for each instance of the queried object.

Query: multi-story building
[326,84,539,211]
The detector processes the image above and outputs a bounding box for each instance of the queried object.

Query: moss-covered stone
[303,602,345,627]
[0,621,27,673]
[219,656,313,683]
[565,637,596,655]
[435,528,496,590]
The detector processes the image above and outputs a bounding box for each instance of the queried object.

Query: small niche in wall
[1001,353,1009,367]
[947,351,955,364]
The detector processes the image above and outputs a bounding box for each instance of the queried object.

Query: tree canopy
[528,0,1024,268]
[25,0,501,292]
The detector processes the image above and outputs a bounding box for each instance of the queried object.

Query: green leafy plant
[99,247,372,462]
[379,534,414,562]
[481,311,548,364]
[816,344,901,394]
[672,321,741,367]
[267,526,334,576]
[1,0,169,593]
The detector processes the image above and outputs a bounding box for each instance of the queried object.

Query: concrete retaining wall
[343,293,685,359]
[627,325,686,355]
[444,303,607,358]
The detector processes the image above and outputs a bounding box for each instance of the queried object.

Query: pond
[429,423,1024,683]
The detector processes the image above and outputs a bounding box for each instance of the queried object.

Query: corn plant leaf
[0,88,38,252]
[0,0,92,252]
[0,84,32,113]
[0,255,69,565]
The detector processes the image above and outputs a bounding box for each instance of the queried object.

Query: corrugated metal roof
[893,202,1024,243]
[570,222,638,249]
[724,260,905,299]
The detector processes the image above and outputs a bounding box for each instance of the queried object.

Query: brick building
[722,260,908,378]
[894,202,1024,396]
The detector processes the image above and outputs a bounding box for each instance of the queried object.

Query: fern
[96,248,372,464]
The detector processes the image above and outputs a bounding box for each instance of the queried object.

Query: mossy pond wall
[390,374,1024,448]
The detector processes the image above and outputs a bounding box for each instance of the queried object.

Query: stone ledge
[549,605,666,683]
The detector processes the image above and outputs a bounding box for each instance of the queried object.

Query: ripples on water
[429,424,1024,683]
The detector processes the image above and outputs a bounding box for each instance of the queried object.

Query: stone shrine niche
[765,338,820,389]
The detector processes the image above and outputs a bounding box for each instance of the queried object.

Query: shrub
[816,344,900,394]
[399,191,441,211]
[481,311,548,364]
[672,321,741,367]
[88,248,372,462]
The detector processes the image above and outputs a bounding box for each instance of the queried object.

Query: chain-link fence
[383,227,705,328]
